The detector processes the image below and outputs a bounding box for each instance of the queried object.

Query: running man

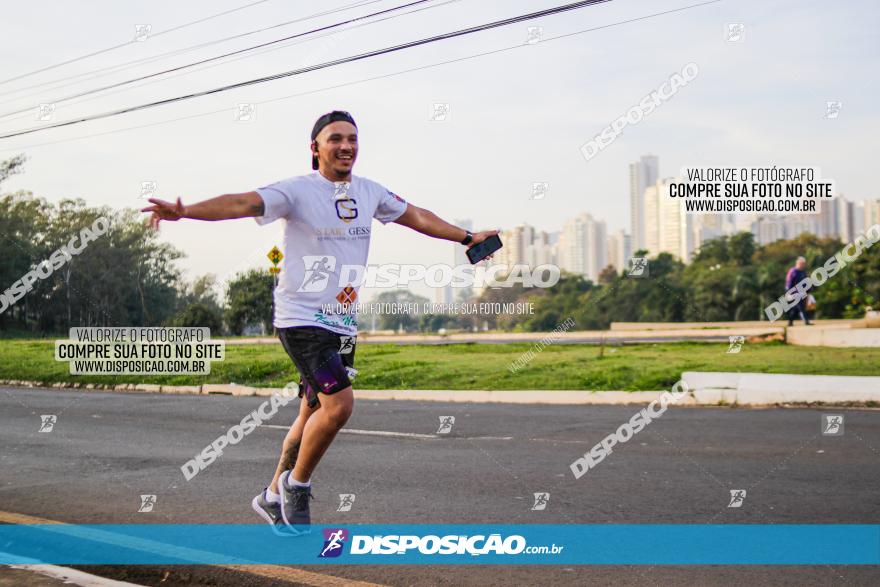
[142,110,497,534]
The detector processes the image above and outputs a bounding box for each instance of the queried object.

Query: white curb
[2,375,878,406]
[681,371,880,405]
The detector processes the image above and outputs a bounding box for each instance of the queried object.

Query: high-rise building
[864,199,880,230]
[816,196,841,239]
[497,225,526,267]
[496,223,554,270]
[606,229,631,272]
[752,216,787,245]
[644,177,698,262]
[749,195,866,245]
[834,195,858,242]
[524,230,554,266]
[695,213,737,244]
[852,201,866,236]
[629,155,659,252]
[559,213,607,281]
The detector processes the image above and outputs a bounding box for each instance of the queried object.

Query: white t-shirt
[254,172,408,335]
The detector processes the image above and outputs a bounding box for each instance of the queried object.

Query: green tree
[0,192,51,328]
[753,233,844,319]
[521,272,593,331]
[372,289,428,332]
[684,234,760,322]
[169,302,224,333]
[0,154,26,186]
[1,189,184,332]
[225,269,274,335]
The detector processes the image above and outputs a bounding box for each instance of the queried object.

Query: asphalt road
[1,386,878,586]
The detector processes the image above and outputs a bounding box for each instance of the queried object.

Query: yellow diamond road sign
[267,246,283,265]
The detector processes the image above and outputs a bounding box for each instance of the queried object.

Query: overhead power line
[0,0,723,153]
[0,0,274,87]
[0,0,459,129]
[0,0,433,117]
[0,0,616,140]
[0,0,385,102]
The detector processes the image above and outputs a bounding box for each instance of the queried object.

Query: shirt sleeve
[253,179,297,225]
[373,184,408,224]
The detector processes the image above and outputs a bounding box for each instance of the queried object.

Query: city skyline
[490,153,879,283]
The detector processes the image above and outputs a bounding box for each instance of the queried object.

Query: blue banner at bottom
[1,524,877,565]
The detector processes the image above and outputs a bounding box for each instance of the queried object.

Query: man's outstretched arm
[141,192,264,229]
[393,203,497,247]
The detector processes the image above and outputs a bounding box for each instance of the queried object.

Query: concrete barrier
[612,320,853,331]
[353,389,673,405]
[5,376,876,406]
[224,327,784,346]
[200,383,258,396]
[682,371,880,405]
[254,387,287,397]
[160,385,201,395]
[787,325,880,347]
[201,384,239,395]
[231,385,257,397]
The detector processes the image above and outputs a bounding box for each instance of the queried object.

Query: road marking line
[529,437,594,444]
[0,510,387,587]
[264,425,513,441]
[218,564,383,587]
[8,562,143,586]
[341,428,438,439]
[264,425,437,439]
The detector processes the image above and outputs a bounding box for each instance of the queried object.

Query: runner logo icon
[39,414,57,433]
[139,494,157,512]
[727,335,745,353]
[319,528,349,558]
[298,256,336,292]
[728,490,746,508]
[337,494,356,512]
[437,416,455,434]
[531,492,549,511]
[339,336,355,355]
[822,414,844,436]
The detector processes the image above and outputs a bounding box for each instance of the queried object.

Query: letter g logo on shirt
[335,198,358,223]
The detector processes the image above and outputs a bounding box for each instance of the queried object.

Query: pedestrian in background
[785,256,812,326]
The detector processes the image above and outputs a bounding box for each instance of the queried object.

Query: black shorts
[278,326,356,408]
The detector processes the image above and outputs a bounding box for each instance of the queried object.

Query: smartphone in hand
[466,234,503,264]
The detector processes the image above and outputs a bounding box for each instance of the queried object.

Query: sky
[1,0,877,301]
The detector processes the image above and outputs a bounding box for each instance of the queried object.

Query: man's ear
[311,140,319,155]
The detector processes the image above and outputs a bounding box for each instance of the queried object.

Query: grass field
[1,338,879,391]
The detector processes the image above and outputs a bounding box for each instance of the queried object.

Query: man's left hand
[467,229,500,248]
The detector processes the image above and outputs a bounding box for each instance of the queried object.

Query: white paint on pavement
[9,563,143,586]
[264,425,513,440]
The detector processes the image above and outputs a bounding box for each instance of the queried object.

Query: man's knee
[323,387,353,429]
[327,407,352,430]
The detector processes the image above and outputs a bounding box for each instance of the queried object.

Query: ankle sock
[292,477,311,489]
[265,488,281,504]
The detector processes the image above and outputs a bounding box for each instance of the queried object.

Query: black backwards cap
[310,110,357,170]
